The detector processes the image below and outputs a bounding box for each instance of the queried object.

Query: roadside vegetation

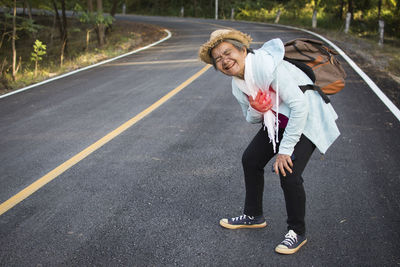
[0,0,399,96]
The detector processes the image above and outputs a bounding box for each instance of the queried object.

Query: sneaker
[275,230,307,254]
[219,214,267,229]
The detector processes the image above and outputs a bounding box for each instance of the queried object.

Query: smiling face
[211,41,247,79]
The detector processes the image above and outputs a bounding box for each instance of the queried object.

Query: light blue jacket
[232,38,340,155]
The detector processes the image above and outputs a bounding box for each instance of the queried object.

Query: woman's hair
[209,39,254,69]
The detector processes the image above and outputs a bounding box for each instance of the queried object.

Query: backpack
[283,38,346,103]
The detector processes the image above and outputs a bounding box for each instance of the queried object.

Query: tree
[347,0,354,16]
[378,0,383,19]
[30,39,47,77]
[0,13,13,50]
[52,0,68,66]
[12,0,17,80]
[110,0,123,17]
[2,0,41,81]
[97,0,106,46]
[339,0,345,18]
[88,0,94,12]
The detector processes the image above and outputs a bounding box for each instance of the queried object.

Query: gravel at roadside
[323,33,400,109]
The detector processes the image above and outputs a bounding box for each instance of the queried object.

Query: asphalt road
[0,15,399,266]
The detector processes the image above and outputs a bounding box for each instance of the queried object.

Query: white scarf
[234,53,280,153]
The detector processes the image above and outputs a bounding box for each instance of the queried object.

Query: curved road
[0,15,399,266]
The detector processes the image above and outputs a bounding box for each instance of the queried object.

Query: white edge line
[0,29,172,99]
[273,24,400,122]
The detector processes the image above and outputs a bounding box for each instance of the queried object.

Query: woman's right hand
[249,90,272,113]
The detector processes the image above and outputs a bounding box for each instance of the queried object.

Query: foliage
[74,3,114,27]
[120,0,399,38]
[30,39,47,77]
[233,0,399,38]
[75,3,97,25]
[30,40,47,62]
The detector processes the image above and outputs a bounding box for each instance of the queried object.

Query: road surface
[0,15,399,266]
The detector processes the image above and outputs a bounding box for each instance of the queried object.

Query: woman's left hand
[273,154,293,177]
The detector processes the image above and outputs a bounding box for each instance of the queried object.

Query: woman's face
[211,42,247,79]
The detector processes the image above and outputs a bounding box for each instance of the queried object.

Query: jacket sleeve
[272,64,309,156]
[232,81,263,124]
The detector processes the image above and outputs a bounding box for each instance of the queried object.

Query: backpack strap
[284,58,330,104]
[284,58,316,83]
[292,42,315,61]
[299,84,331,104]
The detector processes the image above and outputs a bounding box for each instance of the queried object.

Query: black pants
[242,127,315,235]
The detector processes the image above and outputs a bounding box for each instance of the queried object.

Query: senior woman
[198,29,340,255]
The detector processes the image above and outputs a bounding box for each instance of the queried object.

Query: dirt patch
[111,20,167,50]
[341,48,400,108]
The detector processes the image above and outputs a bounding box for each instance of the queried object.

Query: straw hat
[198,29,252,64]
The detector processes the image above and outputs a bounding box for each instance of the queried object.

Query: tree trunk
[52,0,68,65]
[1,58,7,74]
[1,57,10,89]
[60,38,67,66]
[34,60,38,77]
[61,0,68,56]
[26,0,36,39]
[0,15,9,49]
[86,29,93,51]
[348,0,353,17]
[12,0,17,81]
[97,0,105,47]
[22,0,26,16]
[108,0,120,32]
[50,10,56,46]
[110,0,119,17]
[378,0,382,20]
[87,0,94,12]
[52,1,63,40]
[26,0,33,20]
[339,0,344,19]
[16,56,21,73]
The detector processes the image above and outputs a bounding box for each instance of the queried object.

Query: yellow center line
[0,64,212,216]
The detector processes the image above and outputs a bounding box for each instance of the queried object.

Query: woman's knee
[242,148,261,170]
[280,173,304,189]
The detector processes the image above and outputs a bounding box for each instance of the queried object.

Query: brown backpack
[284,38,346,103]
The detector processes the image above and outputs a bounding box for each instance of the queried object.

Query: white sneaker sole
[275,239,307,254]
[219,219,267,229]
